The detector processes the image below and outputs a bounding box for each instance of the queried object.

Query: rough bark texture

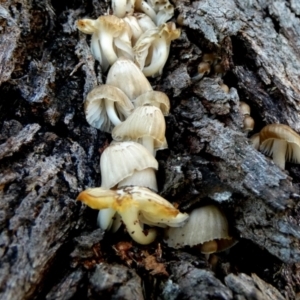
[1,0,300,299]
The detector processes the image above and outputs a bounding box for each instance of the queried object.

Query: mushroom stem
[105,99,122,126]
[271,139,287,169]
[97,208,117,230]
[91,34,110,72]
[136,1,157,22]
[200,240,218,254]
[91,34,102,64]
[121,206,157,244]
[143,38,168,77]
[117,168,158,191]
[98,31,118,65]
[142,136,155,155]
[111,213,122,233]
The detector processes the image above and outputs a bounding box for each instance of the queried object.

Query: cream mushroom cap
[100,141,158,190]
[77,16,133,71]
[77,186,189,244]
[259,124,300,169]
[202,53,220,65]
[84,84,134,133]
[112,105,168,154]
[147,0,175,25]
[239,101,251,116]
[133,90,170,115]
[107,57,152,101]
[165,205,234,254]
[243,115,255,132]
[76,18,97,34]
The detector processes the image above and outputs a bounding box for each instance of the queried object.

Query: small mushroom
[257,124,300,169]
[135,0,157,22]
[98,141,159,232]
[133,90,170,115]
[76,15,133,71]
[112,105,167,155]
[155,3,174,26]
[77,186,189,244]
[191,62,211,81]
[202,53,220,65]
[220,84,229,93]
[243,115,255,132]
[165,205,235,254]
[84,84,134,133]
[100,141,158,191]
[239,101,250,116]
[97,208,122,232]
[106,57,152,101]
[213,64,225,77]
[176,14,185,27]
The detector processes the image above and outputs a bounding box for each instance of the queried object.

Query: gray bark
[0,0,299,299]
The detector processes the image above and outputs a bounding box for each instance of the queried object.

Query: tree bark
[1,0,300,299]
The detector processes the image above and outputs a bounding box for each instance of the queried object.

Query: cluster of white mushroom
[76,0,180,77]
[76,2,238,254]
[76,1,191,245]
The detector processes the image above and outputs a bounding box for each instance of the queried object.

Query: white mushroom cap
[202,53,220,65]
[106,57,152,101]
[213,64,225,77]
[165,205,233,253]
[239,101,251,116]
[77,186,189,244]
[133,90,170,115]
[84,84,134,133]
[112,105,168,155]
[100,141,158,191]
[258,124,300,169]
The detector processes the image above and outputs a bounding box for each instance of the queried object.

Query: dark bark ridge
[0,0,300,299]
